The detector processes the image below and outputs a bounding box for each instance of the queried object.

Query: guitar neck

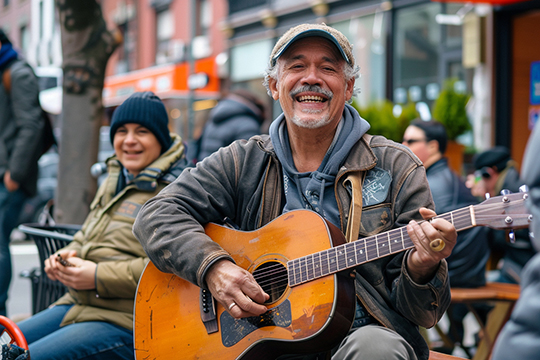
[287,206,475,287]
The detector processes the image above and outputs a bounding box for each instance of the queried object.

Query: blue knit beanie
[110,91,172,153]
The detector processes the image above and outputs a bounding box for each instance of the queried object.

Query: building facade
[101,0,229,142]
[223,0,540,168]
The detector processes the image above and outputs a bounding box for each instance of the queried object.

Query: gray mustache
[290,85,333,100]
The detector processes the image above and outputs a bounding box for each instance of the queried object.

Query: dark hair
[0,29,12,45]
[409,119,448,154]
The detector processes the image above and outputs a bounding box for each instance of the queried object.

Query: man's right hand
[3,171,20,192]
[205,259,270,318]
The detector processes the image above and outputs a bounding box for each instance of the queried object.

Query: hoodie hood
[269,103,370,227]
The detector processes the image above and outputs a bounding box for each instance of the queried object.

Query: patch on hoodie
[116,201,141,219]
[362,167,392,207]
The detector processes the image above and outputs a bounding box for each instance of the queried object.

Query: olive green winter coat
[54,133,185,330]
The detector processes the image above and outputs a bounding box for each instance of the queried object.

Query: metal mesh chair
[17,224,81,314]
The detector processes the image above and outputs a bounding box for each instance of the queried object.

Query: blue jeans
[0,183,27,316]
[17,305,135,360]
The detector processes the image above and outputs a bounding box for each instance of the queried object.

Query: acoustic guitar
[134,191,532,360]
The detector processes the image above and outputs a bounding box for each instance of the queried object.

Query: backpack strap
[2,68,11,93]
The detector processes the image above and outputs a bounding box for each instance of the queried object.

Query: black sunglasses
[402,138,427,145]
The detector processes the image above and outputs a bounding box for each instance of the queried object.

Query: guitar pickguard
[220,300,292,347]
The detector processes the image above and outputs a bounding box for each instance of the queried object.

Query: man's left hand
[3,171,20,192]
[406,207,457,284]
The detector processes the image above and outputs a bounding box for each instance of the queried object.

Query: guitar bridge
[200,288,218,334]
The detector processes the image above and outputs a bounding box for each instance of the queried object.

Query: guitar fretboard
[287,206,474,287]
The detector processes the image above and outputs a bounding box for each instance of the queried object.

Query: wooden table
[450,282,521,360]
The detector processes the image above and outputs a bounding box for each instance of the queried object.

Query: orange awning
[103,57,220,107]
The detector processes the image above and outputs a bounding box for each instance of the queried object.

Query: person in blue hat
[15,91,187,360]
[1,29,45,318]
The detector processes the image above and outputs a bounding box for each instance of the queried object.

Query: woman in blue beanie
[15,91,187,360]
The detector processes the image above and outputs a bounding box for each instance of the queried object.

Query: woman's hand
[45,249,77,281]
[45,250,97,290]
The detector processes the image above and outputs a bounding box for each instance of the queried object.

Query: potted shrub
[432,78,472,174]
[352,99,418,142]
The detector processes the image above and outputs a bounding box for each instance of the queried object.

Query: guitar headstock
[474,191,533,230]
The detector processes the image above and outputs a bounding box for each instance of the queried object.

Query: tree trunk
[54,0,120,224]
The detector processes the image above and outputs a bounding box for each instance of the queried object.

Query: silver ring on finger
[228,302,237,311]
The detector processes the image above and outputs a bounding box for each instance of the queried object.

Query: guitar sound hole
[252,261,288,304]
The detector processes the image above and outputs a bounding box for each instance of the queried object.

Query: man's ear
[345,77,355,101]
[427,139,440,155]
[269,77,279,100]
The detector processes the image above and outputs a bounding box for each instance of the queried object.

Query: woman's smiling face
[113,123,162,176]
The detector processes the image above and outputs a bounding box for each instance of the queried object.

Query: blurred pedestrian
[403,120,491,354]
[472,146,534,283]
[403,120,490,287]
[491,123,540,360]
[16,91,188,359]
[0,29,45,317]
[191,89,266,162]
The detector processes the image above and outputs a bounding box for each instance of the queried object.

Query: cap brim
[271,29,350,67]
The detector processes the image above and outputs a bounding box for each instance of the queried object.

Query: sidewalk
[6,238,38,322]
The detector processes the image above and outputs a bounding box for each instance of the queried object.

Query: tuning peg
[520,185,529,193]
[508,230,516,243]
[484,193,491,199]
[500,189,512,196]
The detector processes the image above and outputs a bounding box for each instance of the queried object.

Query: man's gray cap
[270,23,355,67]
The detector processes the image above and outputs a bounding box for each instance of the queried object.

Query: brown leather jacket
[55,134,185,330]
[134,133,450,360]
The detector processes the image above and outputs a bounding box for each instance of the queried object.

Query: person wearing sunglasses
[403,119,491,354]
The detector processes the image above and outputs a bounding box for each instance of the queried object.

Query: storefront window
[332,12,387,108]
[230,39,273,82]
[393,2,441,106]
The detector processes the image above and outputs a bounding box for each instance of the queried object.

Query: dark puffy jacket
[492,123,540,360]
[196,96,263,161]
[426,158,490,288]
[0,59,43,196]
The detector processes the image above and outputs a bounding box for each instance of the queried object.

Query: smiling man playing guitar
[133,24,459,360]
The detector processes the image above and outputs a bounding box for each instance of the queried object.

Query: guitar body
[134,210,356,360]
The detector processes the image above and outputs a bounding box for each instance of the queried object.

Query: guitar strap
[344,171,365,242]
[344,134,372,242]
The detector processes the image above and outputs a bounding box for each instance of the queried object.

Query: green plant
[351,99,418,142]
[432,79,472,140]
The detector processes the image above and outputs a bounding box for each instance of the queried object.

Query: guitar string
[253,200,529,289]
[254,215,528,290]
[251,199,528,289]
